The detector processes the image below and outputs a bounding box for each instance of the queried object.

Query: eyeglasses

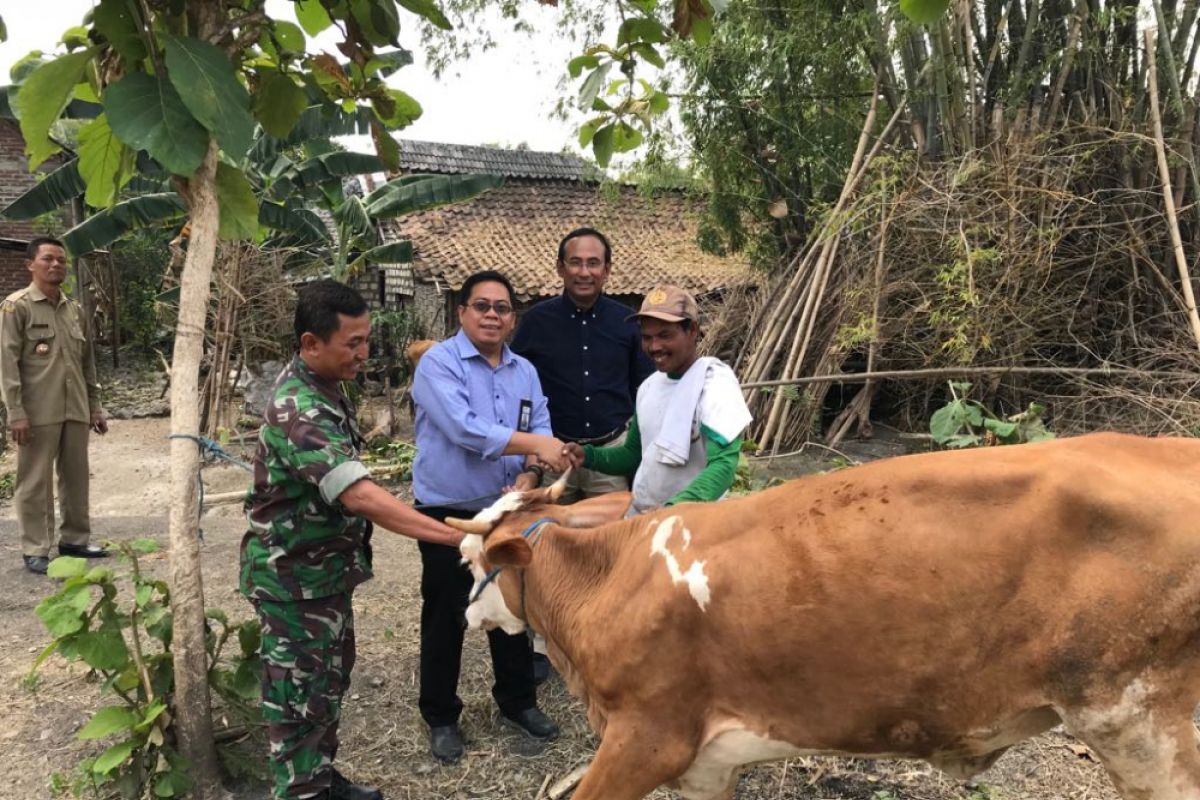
[466,300,515,317]
[564,258,607,272]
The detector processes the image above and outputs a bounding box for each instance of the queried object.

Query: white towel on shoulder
[653,357,714,466]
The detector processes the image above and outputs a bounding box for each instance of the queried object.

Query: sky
[0,0,583,153]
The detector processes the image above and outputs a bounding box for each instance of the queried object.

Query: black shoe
[501,707,559,741]
[532,653,552,685]
[58,543,109,558]
[429,724,465,763]
[331,768,383,800]
[22,555,49,575]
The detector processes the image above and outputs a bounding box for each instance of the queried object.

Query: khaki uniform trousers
[15,420,91,557]
[546,428,632,504]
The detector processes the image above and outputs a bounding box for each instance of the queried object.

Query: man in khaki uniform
[0,237,108,574]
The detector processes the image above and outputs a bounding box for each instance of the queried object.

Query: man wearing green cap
[564,284,752,514]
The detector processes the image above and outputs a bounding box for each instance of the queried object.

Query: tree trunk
[168,139,225,798]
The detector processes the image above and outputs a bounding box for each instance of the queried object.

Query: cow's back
[575,433,1200,759]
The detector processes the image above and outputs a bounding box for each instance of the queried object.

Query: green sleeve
[667,433,742,505]
[584,416,642,477]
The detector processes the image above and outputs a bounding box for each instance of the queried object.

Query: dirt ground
[0,415,1126,800]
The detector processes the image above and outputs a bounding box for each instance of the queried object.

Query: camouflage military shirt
[240,357,373,602]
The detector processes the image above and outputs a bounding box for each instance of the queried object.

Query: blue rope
[467,516,555,604]
[169,434,253,538]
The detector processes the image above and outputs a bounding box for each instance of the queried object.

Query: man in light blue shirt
[411,270,567,763]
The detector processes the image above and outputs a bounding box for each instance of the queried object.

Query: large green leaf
[164,35,254,162]
[78,706,138,741]
[899,0,951,24]
[364,173,504,218]
[105,72,209,177]
[46,556,88,579]
[373,88,422,129]
[334,194,372,238]
[78,114,134,209]
[12,48,97,169]
[297,151,385,186]
[92,740,135,774]
[94,0,147,62]
[258,201,330,244]
[351,0,402,45]
[0,158,85,219]
[366,241,413,263]
[592,124,615,167]
[578,63,611,111]
[63,193,186,255]
[0,15,7,43]
[215,164,258,241]
[75,629,130,671]
[395,0,452,30]
[295,0,334,36]
[254,71,308,138]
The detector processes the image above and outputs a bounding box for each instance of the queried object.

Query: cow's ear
[562,492,633,527]
[485,533,533,567]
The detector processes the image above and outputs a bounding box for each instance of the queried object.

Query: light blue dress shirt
[412,329,552,510]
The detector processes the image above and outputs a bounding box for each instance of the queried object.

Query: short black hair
[557,227,611,265]
[458,270,516,307]
[294,279,368,346]
[27,236,65,261]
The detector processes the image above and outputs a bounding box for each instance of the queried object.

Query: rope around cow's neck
[466,516,554,605]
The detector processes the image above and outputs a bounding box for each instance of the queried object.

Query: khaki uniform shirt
[0,283,101,426]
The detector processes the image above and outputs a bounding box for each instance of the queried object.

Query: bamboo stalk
[742,365,1200,389]
[1146,28,1200,353]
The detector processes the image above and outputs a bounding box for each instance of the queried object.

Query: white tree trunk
[168,139,224,797]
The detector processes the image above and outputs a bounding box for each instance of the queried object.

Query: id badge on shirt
[518,399,532,432]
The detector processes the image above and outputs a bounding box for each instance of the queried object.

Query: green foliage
[899,0,952,24]
[30,541,261,799]
[162,34,255,163]
[673,0,875,263]
[929,381,1055,449]
[0,470,14,501]
[12,47,96,169]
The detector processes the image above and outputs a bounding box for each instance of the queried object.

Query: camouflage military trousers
[254,593,356,800]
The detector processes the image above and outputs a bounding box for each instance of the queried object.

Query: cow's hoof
[429,724,465,763]
[501,707,560,741]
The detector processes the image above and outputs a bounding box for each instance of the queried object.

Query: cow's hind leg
[571,718,697,800]
[1063,689,1200,800]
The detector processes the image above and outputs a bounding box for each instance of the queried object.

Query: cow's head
[447,474,632,634]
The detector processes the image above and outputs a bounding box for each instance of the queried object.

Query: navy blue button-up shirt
[511,293,653,441]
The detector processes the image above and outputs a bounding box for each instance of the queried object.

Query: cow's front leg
[571,716,697,800]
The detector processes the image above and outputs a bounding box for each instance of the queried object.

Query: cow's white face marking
[650,516,711,611]
[475,490,526,524]
[459,508,526,636]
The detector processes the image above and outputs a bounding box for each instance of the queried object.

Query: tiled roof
[395,139,596,181]
[383,180,752,297]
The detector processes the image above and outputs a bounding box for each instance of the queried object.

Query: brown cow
[448,433,1200,800]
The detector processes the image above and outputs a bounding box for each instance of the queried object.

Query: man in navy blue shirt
[511,227,654,502]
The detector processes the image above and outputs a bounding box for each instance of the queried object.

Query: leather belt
[559,424,625,448]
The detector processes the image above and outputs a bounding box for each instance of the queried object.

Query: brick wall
[0,120,61,240]
[0,249,28,297]
[0,119,69,293]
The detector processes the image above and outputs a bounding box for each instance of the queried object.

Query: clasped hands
[505,436,589,493]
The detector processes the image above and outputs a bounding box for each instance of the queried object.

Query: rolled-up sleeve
[413,348,512,460]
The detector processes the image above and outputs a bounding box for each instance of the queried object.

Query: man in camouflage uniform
[0,236,108,575]
[241,280,462,800]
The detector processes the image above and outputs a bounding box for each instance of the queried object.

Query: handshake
[529,435,588,474]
